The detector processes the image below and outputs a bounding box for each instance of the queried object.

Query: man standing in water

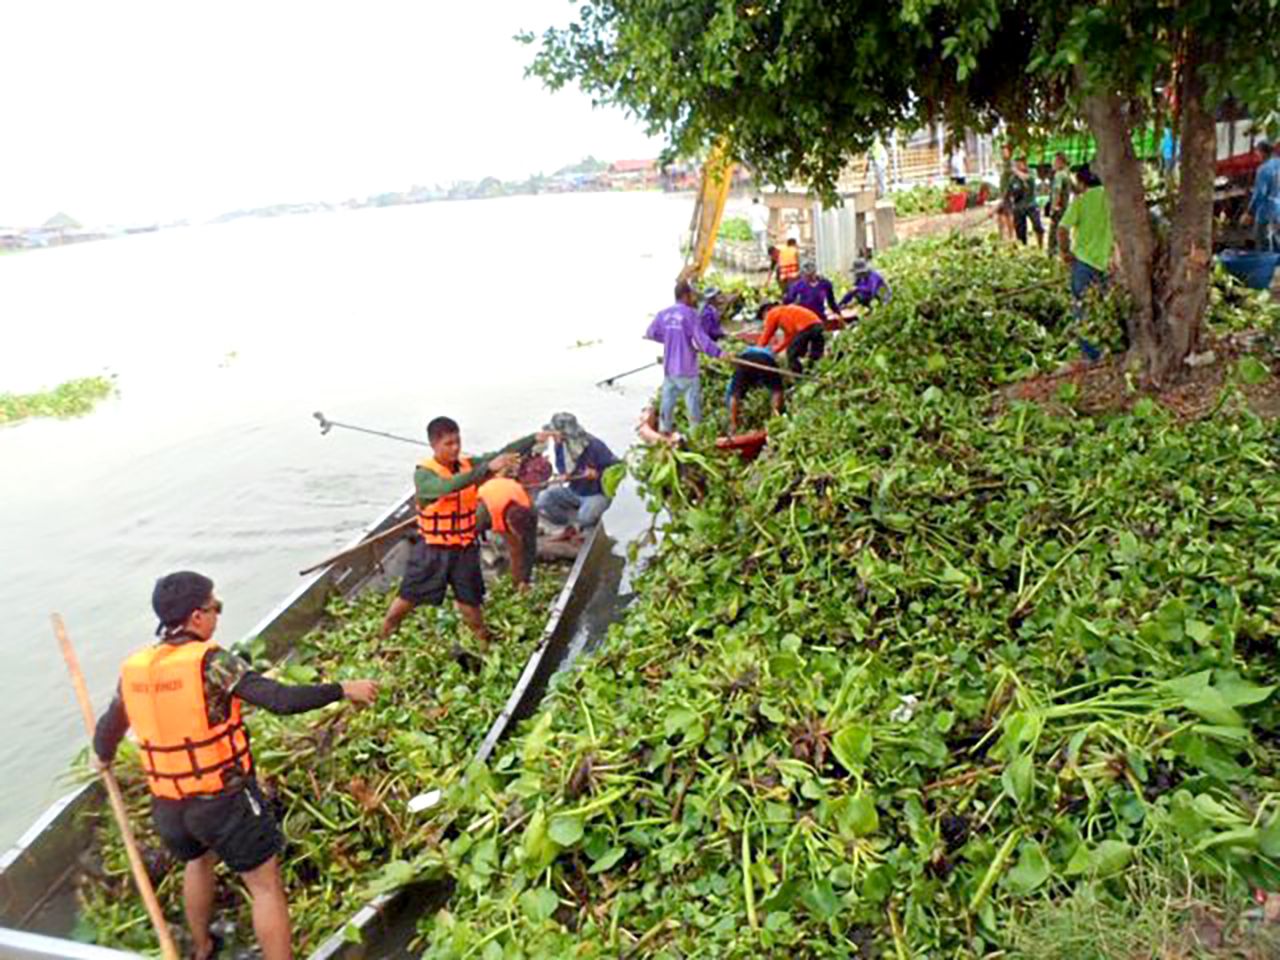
[380,416,557,649]
[94,571,379,960]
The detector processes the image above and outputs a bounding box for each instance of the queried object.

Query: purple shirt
[698,303,725,342]
[839,271,891,307]
[645,302,723,378]
[784,277,839,318]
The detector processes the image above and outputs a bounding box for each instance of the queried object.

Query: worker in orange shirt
[756,302,825,372]
[476,474,538,590]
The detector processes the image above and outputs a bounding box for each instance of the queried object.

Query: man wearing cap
[94,572,379,960]
[783,261,840,321]
[697,287,727,343]
[536,411,619,539]
[839,259,892,310]
[476,472,539,589]
[645,281,724,434]
[1245,140,1280,253]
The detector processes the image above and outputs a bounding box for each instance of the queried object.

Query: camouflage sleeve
[202,647,253,726]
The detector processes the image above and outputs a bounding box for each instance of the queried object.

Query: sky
[0,1,664,226]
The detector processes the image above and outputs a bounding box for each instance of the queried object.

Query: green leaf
[831,724,873,773]
[549,814,585,847]
[602,462,627,498]
[843,792,880,837]
[1237,355,1269,385]
[520,886,560,923]
[588,845,627,874]
[1001,840,1050,895]
[801,879,840,919]
[1001,755,1035,808]
[522,711,554,764]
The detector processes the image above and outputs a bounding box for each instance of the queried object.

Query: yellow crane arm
[681,141,736,285]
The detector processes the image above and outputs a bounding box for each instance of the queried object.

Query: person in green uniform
[1046,153,1073,257]
[1057,167,1116,358]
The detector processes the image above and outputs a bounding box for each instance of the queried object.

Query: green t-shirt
[1059,186,1113,273]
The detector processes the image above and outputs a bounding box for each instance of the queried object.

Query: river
[0,191,691,846]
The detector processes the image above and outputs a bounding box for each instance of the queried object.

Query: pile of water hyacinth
[412,236,1280,958]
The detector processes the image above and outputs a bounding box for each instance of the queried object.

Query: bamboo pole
[53,613,179,960]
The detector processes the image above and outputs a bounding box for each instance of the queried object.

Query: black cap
[152,571,213,632]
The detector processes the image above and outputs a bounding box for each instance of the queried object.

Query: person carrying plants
[839,258,892,310]
[93,571,379,960]
[1057,166,1117,359]
[725,345,785,433]
[1046,152,1073,258]
[645,280,724,434]
[783,260,840,320]
[996,143,1016,241]
[380,416,559,645]
[476,473,538,590]
[536,411,619,540]
[757,301,825,372]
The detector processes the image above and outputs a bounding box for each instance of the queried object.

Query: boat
[0,491,622,960]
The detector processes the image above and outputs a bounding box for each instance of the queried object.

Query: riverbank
[410,234,1280,958]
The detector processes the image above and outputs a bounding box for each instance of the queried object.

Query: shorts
[399,539,485,607]
[152,778,281,874]
[727,362,783,399]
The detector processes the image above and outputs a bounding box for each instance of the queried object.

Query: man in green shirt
[379,416,558,650]
[1057,167,1117,358]
[1046,152,1073,257]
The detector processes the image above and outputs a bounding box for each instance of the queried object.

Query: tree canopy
[524,0,1280,381]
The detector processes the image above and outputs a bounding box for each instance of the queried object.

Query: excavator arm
[680,141,736,286]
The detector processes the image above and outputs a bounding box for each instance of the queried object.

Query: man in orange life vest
[93,572,378,960]
[776,237,801,294]
[476,472,538,590]
[380,415,558,645]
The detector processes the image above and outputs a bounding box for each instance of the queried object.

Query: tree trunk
[1156,35,1216,382]
[1078,41,1217,386]
[1079,86,1158,371]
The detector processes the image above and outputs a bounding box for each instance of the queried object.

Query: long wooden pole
[53,613,180,960]
[718,355,813,381]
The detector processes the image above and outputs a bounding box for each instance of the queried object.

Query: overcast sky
[0,1,663,226]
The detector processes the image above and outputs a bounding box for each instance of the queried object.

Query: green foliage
[0,375,115,424]
[890,183,949,217]
[418,235,1280,957]
[718,216,756,243]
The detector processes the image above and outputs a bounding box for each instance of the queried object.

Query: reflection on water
[0,192,687,845]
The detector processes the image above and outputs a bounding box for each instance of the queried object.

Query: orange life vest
[120,640,252,800]
[478,477,532,535]
[418,456,479,547]
[778,245,800,280]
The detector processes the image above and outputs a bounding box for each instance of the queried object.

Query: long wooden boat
[0,492,621,960]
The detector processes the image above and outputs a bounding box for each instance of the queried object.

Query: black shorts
[729,362,783,399]
[152,778,280,874]
[399,539,485,607]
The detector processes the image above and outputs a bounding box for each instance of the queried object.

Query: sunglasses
[200,600,224,615]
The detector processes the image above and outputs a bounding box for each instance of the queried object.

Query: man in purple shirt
[839,258,892,309]
[784,261,840,319]
[645,281,724,434]
[698,287,726,342]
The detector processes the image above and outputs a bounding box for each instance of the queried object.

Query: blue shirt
[1250,157,1280,225]
[784,277,838,318]
[555,436,619,498]
[725,347,778,401]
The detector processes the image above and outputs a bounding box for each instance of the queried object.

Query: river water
[0,192,690,846]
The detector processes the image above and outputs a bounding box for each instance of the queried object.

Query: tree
[522,1,1280,383]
